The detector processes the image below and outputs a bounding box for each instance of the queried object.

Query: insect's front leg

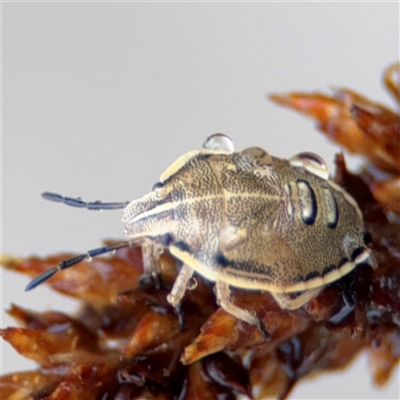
[141,241,163,289]
[167,263,194,331]
[215,280,270,340]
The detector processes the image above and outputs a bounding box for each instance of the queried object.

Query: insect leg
[141,241,164,289]
[270,288,324,311]
[335,278,356,308]
[215,280,271,340]
[42,192,130,211]
[167,264,194,331]
[25,241,130,291]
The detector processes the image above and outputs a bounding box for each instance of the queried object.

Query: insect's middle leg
[167,263,194,331]
[215,280,270,340]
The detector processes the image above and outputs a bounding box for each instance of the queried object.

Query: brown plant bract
[2,63,399,400]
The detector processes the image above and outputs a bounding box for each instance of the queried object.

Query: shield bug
[26,134,370,339]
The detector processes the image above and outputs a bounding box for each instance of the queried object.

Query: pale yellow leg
[167,264,194,307]
[215,280,270,339]
[270,287,323,310]
[141,241,163,275]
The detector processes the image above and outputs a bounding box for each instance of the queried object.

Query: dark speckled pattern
[123,147,369,293]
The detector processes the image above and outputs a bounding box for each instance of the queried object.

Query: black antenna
[25,191,133,290]
[25,241,130,291]
[42,192,130,210]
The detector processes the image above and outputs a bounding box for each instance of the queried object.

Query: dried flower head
[1,63,399,400]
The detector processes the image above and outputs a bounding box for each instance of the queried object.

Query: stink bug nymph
[26,134,370,339]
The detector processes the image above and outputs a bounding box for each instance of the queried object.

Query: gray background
[2,2,399,399]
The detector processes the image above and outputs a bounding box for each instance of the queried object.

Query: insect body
[27,134,370,339]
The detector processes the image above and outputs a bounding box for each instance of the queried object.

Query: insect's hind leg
[25,241,130,291]
[270,287,323,310]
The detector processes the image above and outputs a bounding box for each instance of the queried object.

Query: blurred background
[2,2,399,398]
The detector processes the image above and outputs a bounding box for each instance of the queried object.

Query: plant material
[1,63,399,400]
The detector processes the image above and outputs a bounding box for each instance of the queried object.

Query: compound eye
[152,181,164,191]
[202,133,234,152]
[241,146,273,166]
[289,152,329,180]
